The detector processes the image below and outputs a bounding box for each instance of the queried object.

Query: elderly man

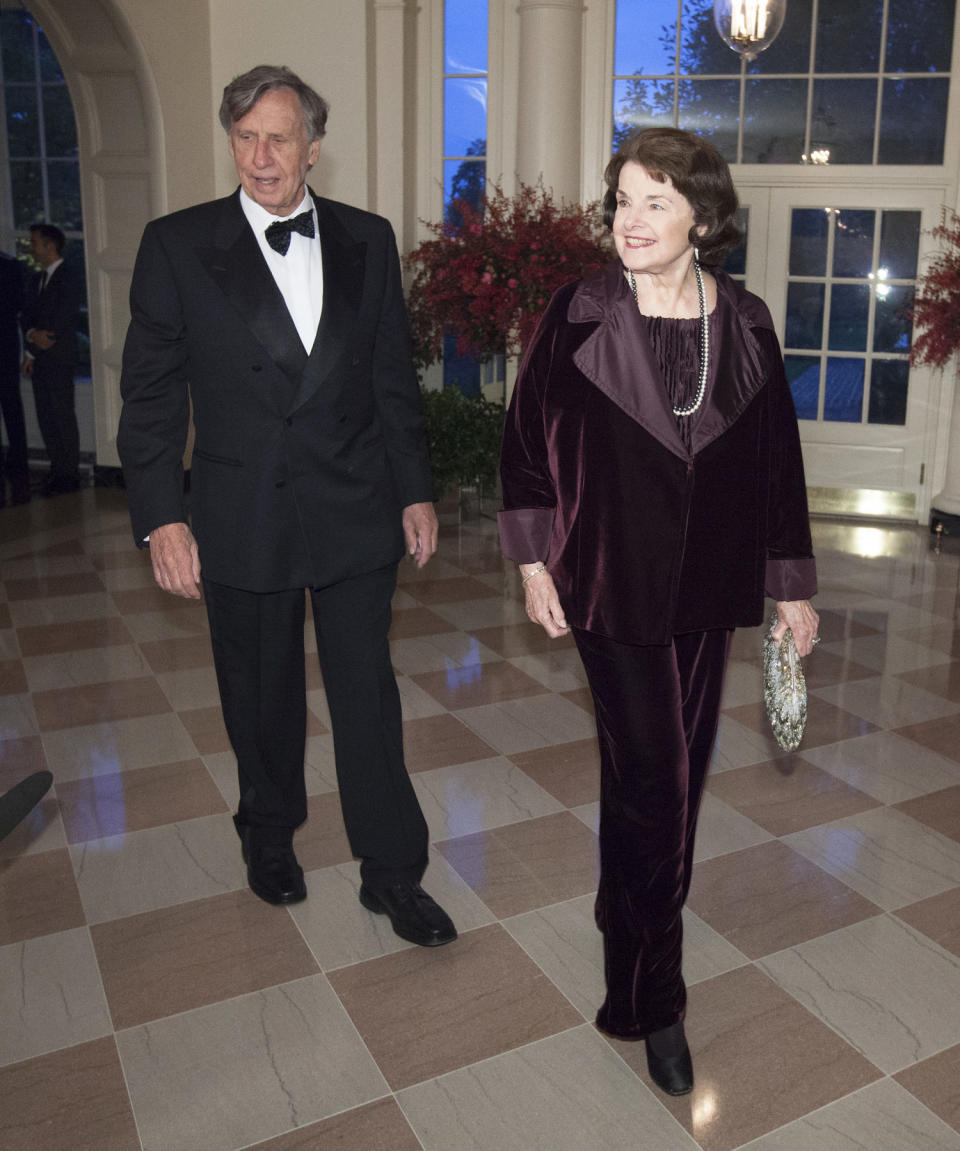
[118,65,455,947]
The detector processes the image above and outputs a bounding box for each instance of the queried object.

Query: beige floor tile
[802,648,881,690]
[457,692,597,755]
[117,974,388,1151]
[0,627,18,659]
[760,914,960,1073]
[412,756,564,839]
[0,928,112,1066]
[897,661,960,704]
[155,664,224,711]
[801,730,960,804]
[4,572,106,601]
[895,887,960,959]
[725,697,879,749]
[895,712,960,764]
[719,658,766,708]
[398,1025,701,1151]
[783,806,960,910]
[111,583,201,615]
[693,792,773,863]
[2,553,96,579]
[471,620,578,658]
[33,675,173,731]
[813,676,960,730]
[895,1043,960,1136]
[0,848,86,945]
[122,604,210,643]
[681,907,751,987]
[895,785,960,845]
[70,813,246,923]
[436,811,599,918]
[0,657,28,694]
[412,659,549,710]
[0,1036,140,1151]
[402,575,500,605]
[705,758,880,836]
[508,737,601,806]
[388,605,458,639]
[91,888,319,1029]
[824,633,953,676]
[293,791,356,870]
[302,732,338,792]
[711,714,792,772]
[0,733,47,788]
[429,596,530,632]
[40,712,199,778]
[389,630,501,675]
[138,633,216,674]
[7,592,119,628]
[178,703,232,754]
[606,964,881,1151]
[508,649,589,694]
[571,800,600,833]
[22,643,152,692]
[328,923,582,1090]
[740,1077,960,1150]
[402,712,498,772]
[0,691,39,738]
[395,675,447,720]
[247,1098,422,1150]
[687,839,881,959]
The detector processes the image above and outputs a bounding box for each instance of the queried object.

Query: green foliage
[420,385,505,497]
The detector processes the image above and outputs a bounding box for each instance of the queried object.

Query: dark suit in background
[0,254,29,505]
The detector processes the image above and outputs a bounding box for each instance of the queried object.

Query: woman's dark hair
[602,128,741,266]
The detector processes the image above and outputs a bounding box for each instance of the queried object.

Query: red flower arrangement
[911,209,960,369]
[404,181,611,369]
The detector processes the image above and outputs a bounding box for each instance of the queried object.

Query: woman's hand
[773,599,820,657]
[519,563,570,638]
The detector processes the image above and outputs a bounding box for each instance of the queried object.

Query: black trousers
[203,564,429,886]
[32,360,79,483]
[0,361,28,481]
[573,626,732,1039]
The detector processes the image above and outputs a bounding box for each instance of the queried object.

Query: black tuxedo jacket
[118,189,434,593]
[0,254,24,376]
[21,261,81,369]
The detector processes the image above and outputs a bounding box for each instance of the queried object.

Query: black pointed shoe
[359,881,457,947]
[235,820,306,905]
[644,1038,694,1096]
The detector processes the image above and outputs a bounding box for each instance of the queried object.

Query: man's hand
[20,356,33,377]
[402,501,438,569]
[149,522,202,599]
[27,328,55,351]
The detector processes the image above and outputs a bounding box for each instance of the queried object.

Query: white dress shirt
[239,188,324,353]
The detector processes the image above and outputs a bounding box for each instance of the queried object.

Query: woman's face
[612,161,699,277]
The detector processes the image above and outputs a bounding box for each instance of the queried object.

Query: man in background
[0,250,29,506]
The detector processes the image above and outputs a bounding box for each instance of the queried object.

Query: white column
[515,0,585,202]
[932,367,960,519]
[371,0,414,242]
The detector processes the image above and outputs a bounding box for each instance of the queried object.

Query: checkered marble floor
[2,488,960,1151]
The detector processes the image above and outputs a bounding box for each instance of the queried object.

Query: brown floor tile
[413,660,549,710]
[0,658,28,695]
[247,1098,421,1150]
[305,706,328,736]
[0,603,11,629]
[508,738,601,806]
[437,811,599,918]
[560,686,595,716]
[111,584,210,615]
[294,791,355,870]
[895,713,960,764]
[56,759,228,843]
[895,886,960,958]
[894,1043,960,1134]
[388,606,458,639]
[0,735,48,791]
[178,705,231,754]
[803,648,881,689]
[328,923,582,1089]
[32,676,173,731]
[897,661,960,703]
[402,575,500,605]
[4,572,106,601]
[900,625,960,659]
[894,784,960,844]
[816,608,884,642]
[139,633,215,674]
[724,697,878,748]
[15,617,134,657]
[0,848,86,945]
[0,1036,140,1151]
[706,758,880,836]
[606,965,881,1151]
[90,888,319,1029]
[402,712,497,772]
[89,550,154,571]
[472,621,578,658]
[687,839,881,959]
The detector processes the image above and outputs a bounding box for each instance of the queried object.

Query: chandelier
[713,0,787,61]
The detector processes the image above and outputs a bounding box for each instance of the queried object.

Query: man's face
[228,86,321,217]
[29,232,55,268]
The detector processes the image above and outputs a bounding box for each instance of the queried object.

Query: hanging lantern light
[713,0,787,61]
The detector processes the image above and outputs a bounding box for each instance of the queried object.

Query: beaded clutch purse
[762,613,807,751]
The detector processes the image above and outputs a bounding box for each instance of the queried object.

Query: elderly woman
[499,127,818,1096]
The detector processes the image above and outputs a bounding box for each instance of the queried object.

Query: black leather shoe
[645,1038,694,1096]
[236,822,306,905]
[359,881,457,947]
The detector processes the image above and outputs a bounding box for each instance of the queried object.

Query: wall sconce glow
[713,0,787,60]
[802,149,831,165]
[869,268,891,299]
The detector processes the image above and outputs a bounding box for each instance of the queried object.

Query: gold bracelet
[521,563,547,585]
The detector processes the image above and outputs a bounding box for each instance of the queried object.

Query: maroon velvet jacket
[499,263,817,645]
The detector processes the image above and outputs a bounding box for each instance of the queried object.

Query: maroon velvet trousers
[573,626,732,1039]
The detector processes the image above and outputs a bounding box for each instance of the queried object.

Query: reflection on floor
[2,489,960,1151]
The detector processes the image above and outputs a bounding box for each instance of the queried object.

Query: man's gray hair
[219,65,329,140]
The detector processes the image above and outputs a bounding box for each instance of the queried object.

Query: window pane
[443,334,481,396]
[5,84,40,155]
[885,0,955,72]
[615,0,678,75]
[748,0,812,74]
[833,210,875,278]
[743,79,806,164]
[873,285,913,353]
[879,212,920,279]
[824,357,864,422]
[829,284,870,351]
[443,78,487,156]
[868,360,908,425]
[444,159,485,220]
[0,9,36,82]
[47,162,82,231]
[43,84,78,156]
[790,210,828,277]
[677,79,738,160]
[444,0,487,73]
[786,282,825,349]
[613,77,674,147]
[811,80,876,164]
[9,160,43,228]
[785,355,820,420]
[37,28,63,81]
[723,207,748,276]
[879,78,949,165]
[681,0,739,75]
[815,0,883,71]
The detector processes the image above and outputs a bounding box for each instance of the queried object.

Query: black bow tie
[264,210,315,255]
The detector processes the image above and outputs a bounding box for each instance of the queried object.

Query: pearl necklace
[628,261,709,417]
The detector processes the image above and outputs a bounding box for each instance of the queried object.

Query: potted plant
[419,384,504,516]
[911,208,960,369]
